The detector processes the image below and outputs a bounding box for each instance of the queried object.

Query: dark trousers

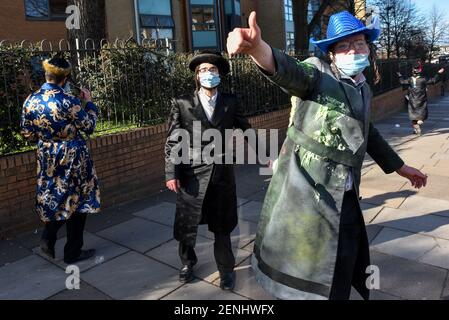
[41,212,87,262]
[329,189,369,300]
[179,232,235,274]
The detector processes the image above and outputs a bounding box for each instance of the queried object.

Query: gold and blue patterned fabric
[21,82,100,222]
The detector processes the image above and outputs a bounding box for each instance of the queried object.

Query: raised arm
[427,68,445,85]
[396,72,410,86]
[226,11,319,99]
[68,88,98,135]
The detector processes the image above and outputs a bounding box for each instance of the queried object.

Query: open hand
[396,164,428,189]
[166,179,181,193]
[80,88,92,102]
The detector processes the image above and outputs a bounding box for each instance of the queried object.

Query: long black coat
[165,92,255,246]
[400,74,441,121]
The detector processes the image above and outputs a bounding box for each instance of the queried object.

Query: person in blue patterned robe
[20,57,100,264]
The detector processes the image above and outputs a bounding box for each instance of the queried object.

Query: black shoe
[39,243,55,259]
[219,271,236,290]
[64,249,96,264]
[179,264,194,283]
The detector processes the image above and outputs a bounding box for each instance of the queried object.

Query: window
[141,28,173,40]
[191,6,215,31]
[234,0,241,16]
[138,0,171,15]
[284,0,293,22]
[286,32,295,52]
[138,0,174,41]
[25,0,67,20]
[190,0,218,49]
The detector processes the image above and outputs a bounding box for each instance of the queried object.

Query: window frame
[284,0,293,22]
[191,5,217,31]
[189,2,219,50]
[24,0,68,21]
[137,0,176,48]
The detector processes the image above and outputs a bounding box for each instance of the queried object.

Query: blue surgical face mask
[335,53,370,77]
[199,71,221,89]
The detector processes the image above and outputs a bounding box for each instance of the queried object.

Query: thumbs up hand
[226,11,275,74]
[227,11,262,56]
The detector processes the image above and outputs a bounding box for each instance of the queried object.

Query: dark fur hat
[42,56,72,77]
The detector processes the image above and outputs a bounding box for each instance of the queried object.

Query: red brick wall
[0,0,66,43]
[0,108,291,238]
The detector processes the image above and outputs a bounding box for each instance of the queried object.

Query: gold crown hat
[42,56,72,77]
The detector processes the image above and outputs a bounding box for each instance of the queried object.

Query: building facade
[0,0,366,53]
[0,0,67,44]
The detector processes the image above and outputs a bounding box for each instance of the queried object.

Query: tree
[291,0,334,53]
[402,28,428,61]
[426,5,449,63]
[291,0,368,53]
[369,0,423,59]
[66,0,106,48]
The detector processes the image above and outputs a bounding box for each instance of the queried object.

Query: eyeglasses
[198,66,219,74]
[334,40,368,52]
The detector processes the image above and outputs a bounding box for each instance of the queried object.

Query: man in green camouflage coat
[227,11,428,300]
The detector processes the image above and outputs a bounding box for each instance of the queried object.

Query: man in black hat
[165,51,263,290]
[398,61,444,135]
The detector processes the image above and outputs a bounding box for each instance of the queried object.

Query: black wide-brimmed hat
[188,50,230,75]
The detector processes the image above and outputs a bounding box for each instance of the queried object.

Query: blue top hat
[310,11,381,54]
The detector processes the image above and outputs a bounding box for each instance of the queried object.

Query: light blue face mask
[335,53,370,77]
[199,71,221,89]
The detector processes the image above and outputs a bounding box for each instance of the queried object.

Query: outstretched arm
[427,68,445,85]
[227,11,319,99]
[396,72,410,86]
[69,89,98,135]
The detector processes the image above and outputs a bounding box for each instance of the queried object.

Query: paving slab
[198,219,258,250]
[82,251,181,300]
[97,218,173,253]
[400,174,449,201]
[0,255,67,300]
[33,232,129,272]
[370,251,447,300]
[161,280,248,300]
[366,225,383,244]
[146,236,251,283]
[47,281,112,300]
[370,227,438,261]
[133,202,176,227]
[237,201,263,223]
[399,195,449,218]
[442,275,449,300]
[359,187,414,208]
[418,238,449,269]
[214,257,276,300]
[371,207,449,240]
[0,239,32,267]
[360,203,384,224]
